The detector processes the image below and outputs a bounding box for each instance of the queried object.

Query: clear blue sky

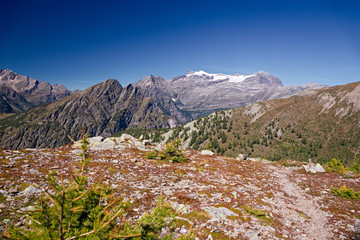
[1,0,359,90]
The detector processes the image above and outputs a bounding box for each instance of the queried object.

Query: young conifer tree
[4,131,186,240]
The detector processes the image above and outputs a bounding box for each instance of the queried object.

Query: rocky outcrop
[0,69,72,112]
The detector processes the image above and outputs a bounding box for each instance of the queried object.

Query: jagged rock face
[0,86,33,113]
[0,79,177,149]
[0,69,72,111]
[133,75,192,123]
[167,70,326,118]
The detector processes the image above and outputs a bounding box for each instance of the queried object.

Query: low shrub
[145,151,158,160]
[325,158,347,175]
[146,139,187,163]
[331,185,360,199]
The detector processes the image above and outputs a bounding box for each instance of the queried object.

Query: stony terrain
[1,135,359,239]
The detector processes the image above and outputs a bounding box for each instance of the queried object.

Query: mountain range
[0,69,73,113]
[0,69,326,149]
[167,70,325,118]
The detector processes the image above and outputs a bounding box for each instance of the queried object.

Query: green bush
[4,132,190,239]
[350,158,360,173]
[146,139,187,163]
[331,185,360,199]
[325,158,346,175]
[146,151,158,160]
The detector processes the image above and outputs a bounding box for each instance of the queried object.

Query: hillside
[162,81,360,166]
[0,135,359,239]
[0,79,178,149]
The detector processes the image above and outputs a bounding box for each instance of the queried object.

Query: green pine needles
[3,131,189,239]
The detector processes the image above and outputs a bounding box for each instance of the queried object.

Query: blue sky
[1,0,359,90]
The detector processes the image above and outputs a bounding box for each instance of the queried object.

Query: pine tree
[4,131,186,240]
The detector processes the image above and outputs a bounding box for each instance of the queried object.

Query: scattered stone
[245,230,261,240]
[19,206,36,212]
[203,206,238,221]
[21,185,41,195]
[30,169,40,174]
[236,154,248,160]
[9,186,18,195]
[344,171,356,178]
[171,202,191,214]
[179,225,188,234]
[201,150,214,156]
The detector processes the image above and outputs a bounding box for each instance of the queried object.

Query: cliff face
[0,79,177,149]
[0,69,72,113]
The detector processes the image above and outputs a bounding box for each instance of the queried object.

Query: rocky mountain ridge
[0,79,178,149]
[0,69,72,113]
[0,69,326,149]
[166,70,326,117]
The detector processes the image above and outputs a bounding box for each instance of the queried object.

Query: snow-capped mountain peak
[187,70,255,83]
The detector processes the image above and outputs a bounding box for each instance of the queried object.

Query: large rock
[21,185,41,195]
[201,150,214,156]
[303,159,325,173]
[90,138,115,151]
[202,206,238,221]
[236,154,248,160]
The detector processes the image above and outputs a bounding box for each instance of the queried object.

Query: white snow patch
[187,70,254,83]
